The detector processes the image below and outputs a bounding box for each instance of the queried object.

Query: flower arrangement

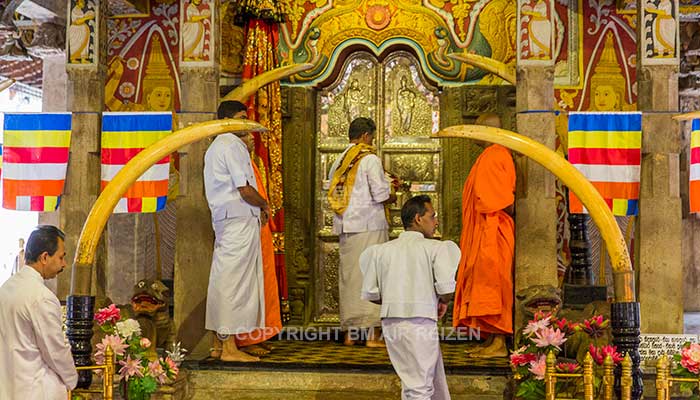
[511,312,621,400]
[672,342,700,399]
[93,304,181,400]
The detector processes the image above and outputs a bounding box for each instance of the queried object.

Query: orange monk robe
[452,144,516,335]
[235,163,283,346]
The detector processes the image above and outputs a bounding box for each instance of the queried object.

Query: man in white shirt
[0,225,78,399]
[327,117,396,346]
[360,195,460,400]
[204,100,270,362]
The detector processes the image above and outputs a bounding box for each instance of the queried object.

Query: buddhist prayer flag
[1,112,71,211]
[101,112,172,213]
[568,112,642,216]
[690,119,700,213]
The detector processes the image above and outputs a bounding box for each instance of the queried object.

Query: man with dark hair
[0,225,78,399]
[328,116,396,347]
[360,196,460,399]
[204,100,269,362]
[217,100,248,120]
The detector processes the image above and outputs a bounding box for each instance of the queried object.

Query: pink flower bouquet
[93,304,180,400]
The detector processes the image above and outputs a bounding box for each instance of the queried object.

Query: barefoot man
[204,101,270,362]
[452,113,516,358]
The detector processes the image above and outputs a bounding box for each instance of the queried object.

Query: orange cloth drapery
[235,163,282,347]
[452,144,516,335]
[241,18,287,300]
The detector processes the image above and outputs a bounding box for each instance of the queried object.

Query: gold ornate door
[313,51,442,323]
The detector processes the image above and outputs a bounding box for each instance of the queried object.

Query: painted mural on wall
[180,0,213,65]
[105,0,181,111]
[554,0,637,113]
[221,1,246,76]
[279,0,519,85]
[642,0,678,63]
[518,0,554,64]
[68,0,98,64]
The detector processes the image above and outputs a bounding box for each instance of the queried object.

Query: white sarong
[382,317,450,400]
[339,230,387,329]
[206,216,265,335]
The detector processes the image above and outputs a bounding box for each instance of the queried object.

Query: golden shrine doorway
[312,50,443,324]
[280,53,515,327]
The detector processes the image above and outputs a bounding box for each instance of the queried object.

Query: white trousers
[382,317,450,400]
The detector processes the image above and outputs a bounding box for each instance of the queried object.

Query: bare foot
[240,345,270,356]
[469,335,507,358]
[469,347,508,358]
[221,349,261,362]
[366,339,386,348]
[464,336,494,354]
[210,348,222,359]
[343,332,356,346]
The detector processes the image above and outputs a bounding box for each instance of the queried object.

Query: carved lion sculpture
[94,279,176,360]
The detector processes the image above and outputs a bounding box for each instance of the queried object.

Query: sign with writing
[638,334,700,361]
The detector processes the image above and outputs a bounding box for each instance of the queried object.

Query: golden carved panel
[319,54,378,147]
[316,241,340,323]
[383,52,440,144]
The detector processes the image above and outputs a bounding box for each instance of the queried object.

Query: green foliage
[515,380,546,400]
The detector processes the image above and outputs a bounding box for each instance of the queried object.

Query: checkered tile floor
[185,339,510,375]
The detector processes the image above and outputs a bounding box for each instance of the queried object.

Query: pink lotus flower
[163,356,179,378]
[680,343,700,375]
[95,304,121,325]
[579,315,609,338]
[556,362,580,373]
[528,355,547,380]
[589,344,623,365]
[553,318,577,335]
[140,338,152,348]
[510,346,538,367]
[531,327,567,350]
[94,334,129,365]
[533,310,553,321]
[118,355,144,380]
[523,316,552,337]
[148,360,168,384]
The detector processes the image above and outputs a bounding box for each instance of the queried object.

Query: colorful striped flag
[1,113,71,211]
[568,112,642,216]
[690,119,700,213]
[101,112,172,213]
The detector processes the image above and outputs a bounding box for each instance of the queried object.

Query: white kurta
[328,144,391,329]
[204,133,265,335]
[0,267,78,400]
[360,231,460,400]
[328,144,391,235]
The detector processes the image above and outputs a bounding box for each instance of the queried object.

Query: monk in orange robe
[234,158,283,356]
[452,113,515,358]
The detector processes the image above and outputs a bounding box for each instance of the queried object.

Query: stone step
[188,370,510,400]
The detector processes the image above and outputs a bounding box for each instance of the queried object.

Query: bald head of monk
[473,113,502,148]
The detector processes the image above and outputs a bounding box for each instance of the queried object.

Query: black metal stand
[564,213,607,307]
[567,213,593,285]
[66,295,95,389]
[612,301,643,400]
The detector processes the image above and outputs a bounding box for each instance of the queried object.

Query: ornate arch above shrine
[279,0,519,85]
